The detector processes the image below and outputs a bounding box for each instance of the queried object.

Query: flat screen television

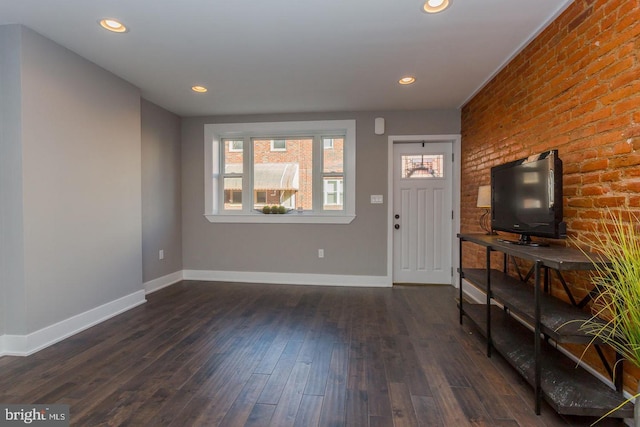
[491,149,566,245]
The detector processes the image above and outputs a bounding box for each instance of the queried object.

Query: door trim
[386,134,461,287]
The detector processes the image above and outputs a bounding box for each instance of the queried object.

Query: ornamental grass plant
[574,209,640,424]
[578,210,640,367]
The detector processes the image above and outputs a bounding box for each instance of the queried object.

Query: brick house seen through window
[223,137,344,211]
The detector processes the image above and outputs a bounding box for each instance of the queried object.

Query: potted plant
[573,209,640,425]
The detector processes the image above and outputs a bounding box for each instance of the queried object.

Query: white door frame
[387,134,461,287]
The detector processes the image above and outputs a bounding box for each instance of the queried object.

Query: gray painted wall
[1,25,143,334]
[0,25,26,336]
[141,99,182,282]
[182,110,460,276]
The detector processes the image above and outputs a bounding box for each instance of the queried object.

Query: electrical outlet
[159,249,164,260]
[318,249,324,258]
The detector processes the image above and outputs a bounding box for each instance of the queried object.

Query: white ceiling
[0,0,573,117]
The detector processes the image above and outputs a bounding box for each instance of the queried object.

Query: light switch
[370,195,384,204]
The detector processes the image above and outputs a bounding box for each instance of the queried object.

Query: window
[254,138,310,210]
[204,120,356,223]
[324,179,343,208]
[322,137,343,210]
[228,140,243,152]
[271,139,286,151]
[227,190,242,205]
[401,154,444,178]
[256,191,267,204]
[223,139,244,210]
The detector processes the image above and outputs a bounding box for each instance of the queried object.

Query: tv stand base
[497,235,549,247]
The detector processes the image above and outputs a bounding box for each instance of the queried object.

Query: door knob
[394,224,400,229]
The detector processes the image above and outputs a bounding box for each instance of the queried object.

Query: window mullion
[218,140,228,213]
[208,137,219,215]
[243,136,253,213]
[312,135,323,212]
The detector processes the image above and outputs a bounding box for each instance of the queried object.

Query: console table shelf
[458,233,633,419]
[461,268,601,344]
[458,233,604,270]
[463,304,633,418]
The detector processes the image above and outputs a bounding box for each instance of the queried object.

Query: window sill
[204,213,355,224]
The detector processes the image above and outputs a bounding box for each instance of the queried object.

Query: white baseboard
[461,278,490,303]
[183,269,391,287]
[144,271,183,294]
[0,290,146,357]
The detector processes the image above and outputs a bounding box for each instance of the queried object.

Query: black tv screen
[491,150,566,241]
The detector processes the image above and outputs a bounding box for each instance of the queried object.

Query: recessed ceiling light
[422,0,451,14]
[191,86,208,93]
[98,18,128,33]
[398,76,416,85]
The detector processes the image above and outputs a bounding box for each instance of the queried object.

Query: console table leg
[534,260,542,415]
[459,239,464,325]
[486,246,492,358]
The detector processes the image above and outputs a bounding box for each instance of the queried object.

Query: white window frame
[204,120,356,224]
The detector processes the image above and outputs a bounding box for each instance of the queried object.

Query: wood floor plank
[345,389,368,427]
[244,403,276,427]
[190,358,263,425]
[382,333,432,397]
[257,340,304,405]
[303,337,334,396]
[412,338,475,427]
[253,321,294,375]
[381,335,406,382]
[293,394,323,427]
[297,326,323,364]
[411,394,445,427]
[369,415,394,427]
[347,342,367,392]
[430,327,516,422]
[364,340,393,419]
[389,382,420,427]
[218,374,270,427]
[318,342,348,427]
[0,281,601,426]
[497,394,557,427]
[456,321,520,397]
[450,385,494,426]
[269,361,311,427]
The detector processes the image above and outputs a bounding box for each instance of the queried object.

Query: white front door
[393,142,453,284]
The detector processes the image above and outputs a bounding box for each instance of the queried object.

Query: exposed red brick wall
[460,0,640,390]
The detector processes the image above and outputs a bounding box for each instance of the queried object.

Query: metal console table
[458,233,633,419]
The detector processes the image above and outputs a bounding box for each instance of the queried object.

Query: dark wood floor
[0,281,625,426]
